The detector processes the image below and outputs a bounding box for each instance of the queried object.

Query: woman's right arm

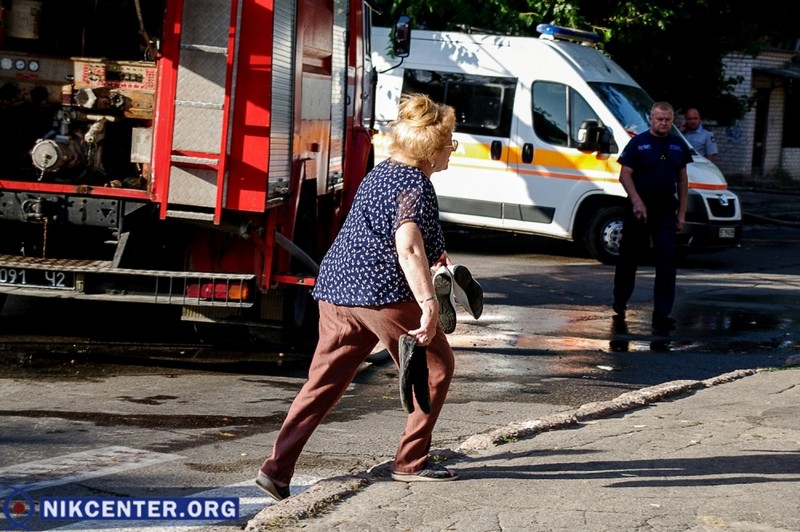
[395,221,439,344]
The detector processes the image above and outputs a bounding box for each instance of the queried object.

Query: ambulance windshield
[589,83,652,138]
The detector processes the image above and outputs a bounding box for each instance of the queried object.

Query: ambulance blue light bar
[536,23,600,45]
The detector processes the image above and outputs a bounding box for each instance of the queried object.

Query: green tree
[374,0,797,125]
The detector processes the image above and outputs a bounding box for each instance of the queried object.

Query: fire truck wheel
[282,285,319,353]
[280,182,320,353]
[193,323,249,347]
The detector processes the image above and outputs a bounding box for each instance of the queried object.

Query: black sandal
[255,471,290,501]
[391,463,458,482]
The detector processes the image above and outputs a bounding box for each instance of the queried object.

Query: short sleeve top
[618,131,693,202]
[311,158,446,306]
[683,125,719,158]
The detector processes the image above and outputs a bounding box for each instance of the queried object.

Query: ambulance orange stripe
[376,137,730,191]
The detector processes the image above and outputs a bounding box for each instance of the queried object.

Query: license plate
[0,267,76,290]
[718,227,736,239]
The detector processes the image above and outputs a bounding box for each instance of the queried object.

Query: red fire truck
[0,0,386,347]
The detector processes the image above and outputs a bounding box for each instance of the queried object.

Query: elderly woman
[256,93,460,501]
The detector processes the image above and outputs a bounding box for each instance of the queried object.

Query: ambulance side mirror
[392,16,412,58]
[577,119,608,153]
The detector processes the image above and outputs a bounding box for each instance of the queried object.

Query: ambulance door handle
[522,143,534,163]
[490,140,502,160]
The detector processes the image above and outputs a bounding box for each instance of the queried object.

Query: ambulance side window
[533,82,601,148]
[402,70,516,137]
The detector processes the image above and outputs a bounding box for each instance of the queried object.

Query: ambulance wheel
[584,205,625,265]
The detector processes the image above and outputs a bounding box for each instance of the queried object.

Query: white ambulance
[371,23,742,264]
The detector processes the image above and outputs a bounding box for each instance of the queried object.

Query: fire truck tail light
[186,282,250,301]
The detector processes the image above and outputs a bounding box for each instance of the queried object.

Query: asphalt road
[1,187,799,531]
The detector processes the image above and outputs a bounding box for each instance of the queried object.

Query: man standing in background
[681,107,718,161]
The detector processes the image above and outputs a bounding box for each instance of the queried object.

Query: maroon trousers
[260,300,455,484]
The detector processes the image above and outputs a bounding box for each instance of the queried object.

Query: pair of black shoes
[652,313,676,332]
[612,304,676,332]
[399,334,431,414]
[433,265,484,334]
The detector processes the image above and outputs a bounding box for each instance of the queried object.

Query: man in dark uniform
[612,101,691,332]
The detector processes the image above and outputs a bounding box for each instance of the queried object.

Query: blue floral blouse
[311,158,446,306]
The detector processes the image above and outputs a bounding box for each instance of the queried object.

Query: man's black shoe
[612,303,626,319]
[652,314,676,331]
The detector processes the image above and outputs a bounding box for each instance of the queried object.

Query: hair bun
[398,94,439,127]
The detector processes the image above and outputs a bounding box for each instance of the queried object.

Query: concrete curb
[458,368,757,452]
[244,367,762,530]
[246,475,369,531]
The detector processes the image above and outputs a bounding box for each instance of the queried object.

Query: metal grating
[268,0,297,195]
[168,166,218,207]
[0,254,254,307]
[329,0,348,187]
[169,0,231,208]
[328,0,352,186]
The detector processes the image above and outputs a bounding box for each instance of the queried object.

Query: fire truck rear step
[0,254,254,307]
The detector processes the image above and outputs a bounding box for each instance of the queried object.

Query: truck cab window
[533,81,601,148]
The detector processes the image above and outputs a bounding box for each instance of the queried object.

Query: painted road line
[0,446,183,497]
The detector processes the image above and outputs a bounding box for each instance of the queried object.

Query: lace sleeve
[396,186,423,228]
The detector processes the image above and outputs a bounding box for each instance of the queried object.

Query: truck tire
[281,183,320,353]
[584,205,626,265]
[193,322,247,346]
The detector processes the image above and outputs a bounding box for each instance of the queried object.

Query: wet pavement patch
[0,409,282,430]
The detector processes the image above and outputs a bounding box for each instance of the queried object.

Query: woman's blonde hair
[388,93,456,165]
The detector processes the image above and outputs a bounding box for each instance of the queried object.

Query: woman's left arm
[396,221,439,343]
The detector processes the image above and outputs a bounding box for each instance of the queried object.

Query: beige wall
[712,50,798,182]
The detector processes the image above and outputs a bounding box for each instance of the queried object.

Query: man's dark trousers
[613,204,678,319]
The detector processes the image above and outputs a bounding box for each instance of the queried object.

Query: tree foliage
[374,0,797,124]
